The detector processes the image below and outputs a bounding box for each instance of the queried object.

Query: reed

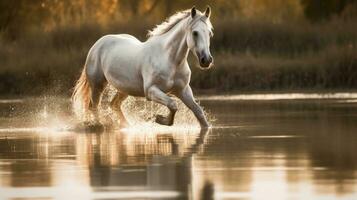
[0,18,356,95]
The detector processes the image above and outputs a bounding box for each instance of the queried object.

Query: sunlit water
[1,93,357,200]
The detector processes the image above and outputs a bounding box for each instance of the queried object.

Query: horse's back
[88,34,143,66]
[103,34,141,45]
[93,34,141,52]
[113,34,141,42]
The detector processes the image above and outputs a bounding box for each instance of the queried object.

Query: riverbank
[1,18,356,95]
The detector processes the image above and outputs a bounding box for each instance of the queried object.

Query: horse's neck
[161,19,189,66]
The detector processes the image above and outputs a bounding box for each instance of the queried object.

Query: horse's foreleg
[177,86,210,128]
[147,86,177,126]
[110,92,128,127]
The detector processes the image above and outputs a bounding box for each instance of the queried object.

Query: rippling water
[0,93,357,200]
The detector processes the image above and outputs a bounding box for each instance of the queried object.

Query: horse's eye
[192,31,198,37]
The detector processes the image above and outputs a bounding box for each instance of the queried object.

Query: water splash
[1,89,215,133]
[41,104,48,119]
[96,85,214,128]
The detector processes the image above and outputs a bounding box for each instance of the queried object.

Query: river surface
[0,93,357,200]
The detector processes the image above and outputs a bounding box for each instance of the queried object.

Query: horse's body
[89,34,145,96]
[72,7,213,128]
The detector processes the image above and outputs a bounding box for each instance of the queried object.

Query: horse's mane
[147,9,191,37]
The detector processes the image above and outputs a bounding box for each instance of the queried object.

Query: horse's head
[187,6,214,70]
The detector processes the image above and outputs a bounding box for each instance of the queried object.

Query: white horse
[72,6,214,129]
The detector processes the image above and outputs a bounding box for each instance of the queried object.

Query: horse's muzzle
[199,54,213,69]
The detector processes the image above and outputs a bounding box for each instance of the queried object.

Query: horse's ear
[205,6,211,18]
[191,6,196,18]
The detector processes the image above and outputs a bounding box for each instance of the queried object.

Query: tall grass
[212,19,357,55]
[191,44,357,91]
[0,18,356,95]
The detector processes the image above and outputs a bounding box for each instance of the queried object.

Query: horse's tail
[72,66,91,118]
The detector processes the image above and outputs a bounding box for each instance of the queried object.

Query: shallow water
[0,93,357,200]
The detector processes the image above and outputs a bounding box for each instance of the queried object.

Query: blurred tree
[0,0,47,38]
[301,0,357,22]
[0,0,241,35]
[341,1,357,20]
[239,0,303,23]
[4,0,357,38]
[0,1,21,31]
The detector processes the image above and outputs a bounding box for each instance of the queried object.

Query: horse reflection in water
[76,128,214,199]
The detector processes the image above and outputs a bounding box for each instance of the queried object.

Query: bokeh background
[0,0,357,95]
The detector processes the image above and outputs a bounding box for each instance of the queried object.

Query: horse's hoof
[69,122,104,133]
[155,115,173,126]
[82,121,104,133]
[200,123,211,130]
[119,121,129,128]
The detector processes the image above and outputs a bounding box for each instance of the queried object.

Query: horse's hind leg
[87,63,107,124]
[110,91,128,127]
[88,83,106,124]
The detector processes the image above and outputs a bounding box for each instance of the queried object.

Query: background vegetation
[0,0,357,95]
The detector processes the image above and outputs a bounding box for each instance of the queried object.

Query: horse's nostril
[200,57,205,64]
